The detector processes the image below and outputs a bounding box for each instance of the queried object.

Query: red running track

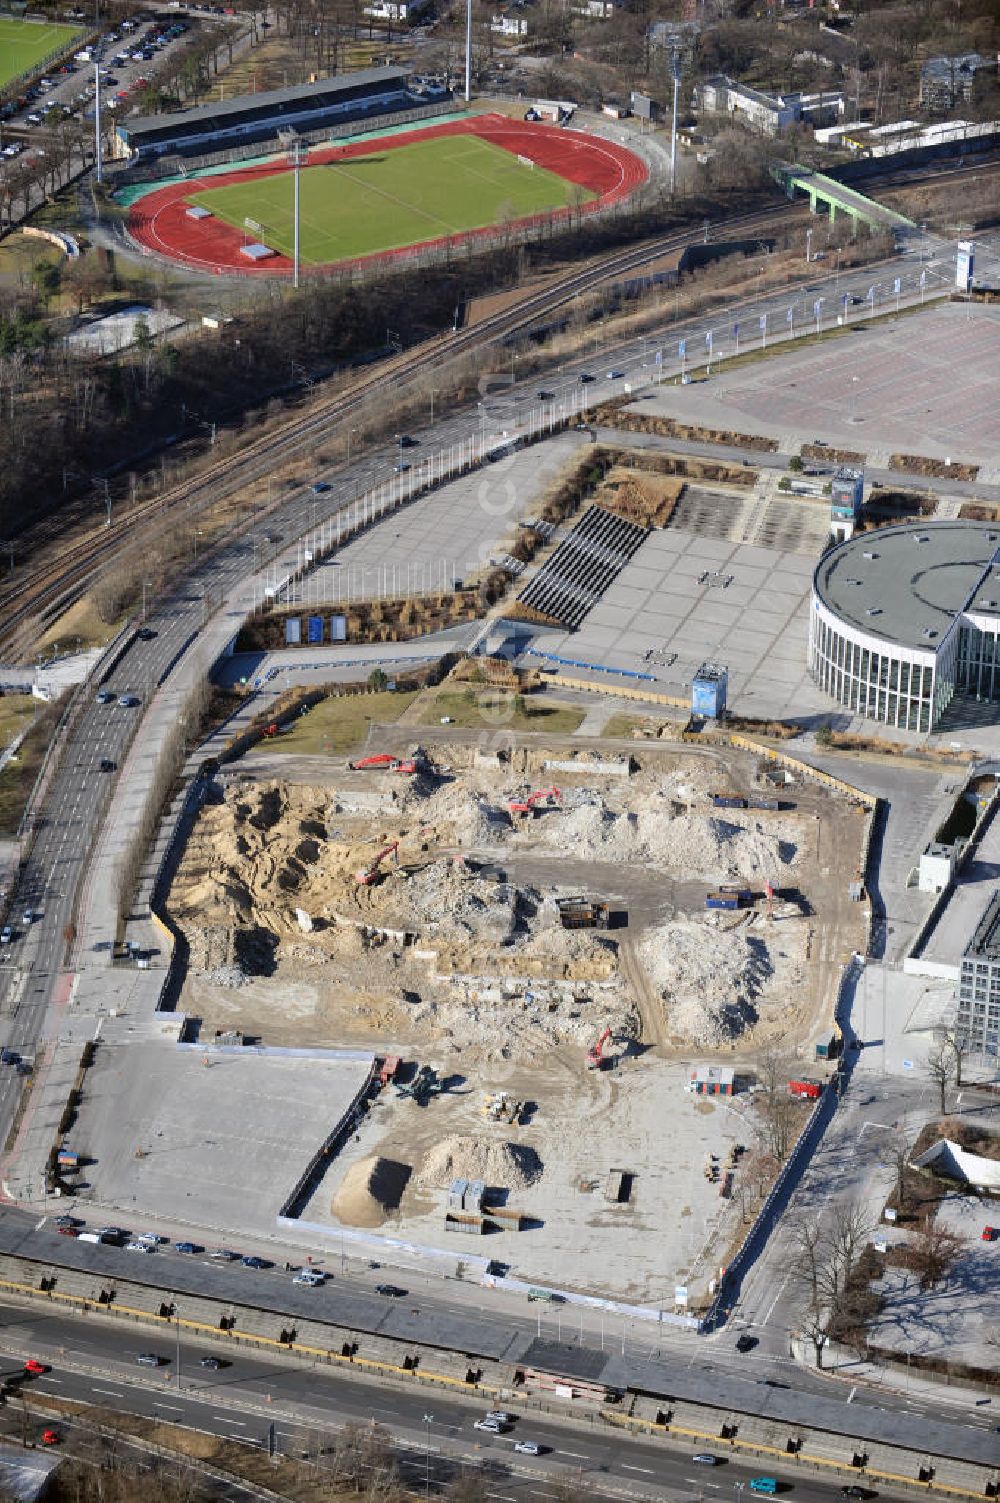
[126,113,648,277]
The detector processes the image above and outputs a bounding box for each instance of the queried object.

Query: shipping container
[712,793,748,808]
[706,893,740,910]
[788,1078,823,1100]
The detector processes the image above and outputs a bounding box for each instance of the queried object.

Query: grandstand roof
[122,66,409,143]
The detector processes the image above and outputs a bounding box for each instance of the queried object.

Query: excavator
[348,748,427,774]
[586,1026,612,1071]
[355,840,400,886]
[508,786,561,817]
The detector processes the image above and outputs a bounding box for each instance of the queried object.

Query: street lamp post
[175,1310,181,1390]
[806,226,813,264]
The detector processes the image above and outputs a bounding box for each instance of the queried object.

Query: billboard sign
[957,240,974,290]
[330,615,347,642]
[285,617,301,645]
[307,615,323,644]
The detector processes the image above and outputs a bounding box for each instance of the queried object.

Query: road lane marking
[556,1450,589,1459]
[624,1465,655,1474]
[92,1387,124,1397]
[153,1403,183,1412]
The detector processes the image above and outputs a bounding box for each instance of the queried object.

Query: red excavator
[508,786,561,817]
[349,752,423,774]
[355,840,400,886]
[586,1026,612,1070]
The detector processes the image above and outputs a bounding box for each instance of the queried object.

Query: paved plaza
[532,524,832,723]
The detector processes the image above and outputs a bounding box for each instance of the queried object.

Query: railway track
[0,198,805,658]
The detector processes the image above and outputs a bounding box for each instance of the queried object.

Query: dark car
[241,1255,270,1269]
[398,434,418,448]
[578,372,595,384]
[536,390,555,400]
[174,1241,202,1254]
[99,758,116,773]
[311,481,331,493]
[137,627,156,640]
[136,1353,164,1367]
[199,1356,228,1369]
[841,1489,875,1499]
[393,462,410,474]
[735,1334,758,1352]
[375,1283,406,1297]
[54,1214,79,1228]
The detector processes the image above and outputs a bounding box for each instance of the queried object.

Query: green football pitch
[188,134,593,264]
[0,17,81,91]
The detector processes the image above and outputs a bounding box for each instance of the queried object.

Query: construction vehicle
[349,753,423,773]
[355,840,400,886]
[395,1065,446,1104]
[484,1091,522,1123]
[586,1026,612,1070]
[508,786,560,817]
[557,897,611,930]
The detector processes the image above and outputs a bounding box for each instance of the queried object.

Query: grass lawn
[0,17,81,92]
[35,595,124,656]
[189,134,593,264]
[0,696,56,837]
[418,687,585,734]
[250,690,418,757]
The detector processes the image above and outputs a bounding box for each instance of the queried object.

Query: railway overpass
[773,164,914,233]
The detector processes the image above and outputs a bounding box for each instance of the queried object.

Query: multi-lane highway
[0,1299,963,1503]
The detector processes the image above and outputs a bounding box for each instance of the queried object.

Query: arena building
[115,66,416,161]
[809,520,1000,733]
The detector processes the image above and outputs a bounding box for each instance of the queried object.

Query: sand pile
[331,1156,411,1228]
[640,918,801,1046]
[415,1134,542,1192]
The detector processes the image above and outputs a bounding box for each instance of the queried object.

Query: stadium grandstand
[114,66,420,161]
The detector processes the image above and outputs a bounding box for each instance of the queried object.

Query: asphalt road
[0,1299,931,1503]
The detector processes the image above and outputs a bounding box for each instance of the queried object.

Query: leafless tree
[909,1216,962,1291]
[926,1037,956,1114]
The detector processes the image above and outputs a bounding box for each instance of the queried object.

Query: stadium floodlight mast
[669,44,682,197]
[464,0,472,104]
[94,62,102,185]
[287,140,308,289]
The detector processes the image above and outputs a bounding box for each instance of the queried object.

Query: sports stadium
[123,113,647,277]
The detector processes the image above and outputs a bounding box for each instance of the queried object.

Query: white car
[485,1411,512,1424]
[513,1440,542,1455]
[293,1268,326,1286]
[474,1419,503,1433]
[125,1240,155,1253]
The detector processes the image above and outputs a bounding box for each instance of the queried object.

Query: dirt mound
[415,1134,542,1192]
[640,917,805,1047]
[332,1156,411,1228]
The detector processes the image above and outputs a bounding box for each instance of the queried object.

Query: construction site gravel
[166,735,866,1300]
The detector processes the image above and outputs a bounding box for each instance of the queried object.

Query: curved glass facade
[808,599,936,733]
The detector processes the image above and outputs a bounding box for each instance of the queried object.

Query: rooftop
[123,66,409,140]
[813,520,1000,652]
[963,889,1000,963]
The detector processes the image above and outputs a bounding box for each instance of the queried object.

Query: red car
[41,1430,59,1446]
[983,1226,998,1242]
[58,1225,78,1237]
[23,1360,47,1376]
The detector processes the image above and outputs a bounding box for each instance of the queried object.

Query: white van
[75,49,93,62]
[77,1231,101,1244]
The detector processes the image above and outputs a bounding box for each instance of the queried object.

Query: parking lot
[74,1041,375,1239]
[1,11,201,154]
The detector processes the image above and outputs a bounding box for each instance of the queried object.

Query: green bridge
[773,165,915,233]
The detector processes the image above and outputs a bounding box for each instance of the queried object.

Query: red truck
[788,1078,823,1100]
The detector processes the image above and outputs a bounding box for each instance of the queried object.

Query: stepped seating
[516,505,649,629]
